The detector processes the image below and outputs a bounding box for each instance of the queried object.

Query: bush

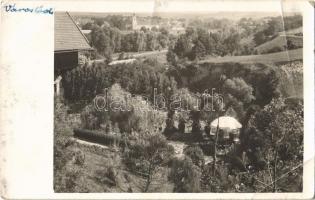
[123,134,174,192]
[169,157,201,192]
[74,150,85,166]
[54,135,83,192]
[64,166,81,192]
[54,98,84,192]
[200,161,250,192]
[73,128,123,146]
[184,145,205,168]
[80,84,167,136]
[106,166,118,186]
[262,46,285,54]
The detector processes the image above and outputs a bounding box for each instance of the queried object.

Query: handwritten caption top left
[4,4,53,15]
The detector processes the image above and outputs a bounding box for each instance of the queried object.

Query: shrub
[54,98,84,192]
[184,145,205,168]
[123,134,174,192]
[64,166,81,192]
[80,104,100,130]
[74,150,85,166]
[169,157,201,192]
[54,135,83,192]
[106,166,118,186]
[262,46,284,54]
[73,128,123,146]
[200,161,246,192]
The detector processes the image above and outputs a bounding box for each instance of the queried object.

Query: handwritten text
[4,4,53,15]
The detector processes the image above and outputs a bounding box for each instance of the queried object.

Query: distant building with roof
[54,12,92,95]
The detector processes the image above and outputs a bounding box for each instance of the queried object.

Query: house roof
[54,12,91,52]
[211,116,242,130]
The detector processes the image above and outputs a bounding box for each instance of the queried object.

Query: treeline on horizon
[80,14,302,62]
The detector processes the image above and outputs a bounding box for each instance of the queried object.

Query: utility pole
[212,115,220,176]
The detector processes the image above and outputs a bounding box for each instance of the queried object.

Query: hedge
[73,128,129,147]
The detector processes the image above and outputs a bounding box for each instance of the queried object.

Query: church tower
[132,13,137,30]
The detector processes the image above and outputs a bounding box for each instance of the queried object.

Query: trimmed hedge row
[73,128,128,146]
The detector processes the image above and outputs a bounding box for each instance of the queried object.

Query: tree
[107,15,128,30]
[140,26,148,33]
[184,145,205,168]
[81,83,167,135]
[209,32,226,56]
[94,18,104,26]
[222,77,255,120]
[157,33,169,49]
[54,98,85,192]
[166,49,178,66]
[185,27,197,40]
[191,40,206,60]
[160,27,169,35]
[223,31,241,56]
[287,39,297,50]
[208,76,255,176]
[246,97,303,192]
[82,22,93,30]
[90,25,112,60]
[253,68,280,106]
[151,26,158,32]
[169,157,201,192]
[172,88,202,138]
[124,134,174,192]
[265,17,283,36]
[146,31,159,51]
[253,31,267,46]
[195,27,215,54]
[121,33,134,52]
[134,31,146,52]
[178,117,186,134]
[173,35,193,58]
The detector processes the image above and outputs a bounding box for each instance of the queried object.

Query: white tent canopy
[210,116,242,130]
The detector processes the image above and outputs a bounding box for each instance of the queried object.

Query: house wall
[54,51,78,76]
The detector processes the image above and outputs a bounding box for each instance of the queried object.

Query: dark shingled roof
[54,12,91,52]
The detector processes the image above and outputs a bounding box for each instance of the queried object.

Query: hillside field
[254,35,302,54]
[198,48,302,64]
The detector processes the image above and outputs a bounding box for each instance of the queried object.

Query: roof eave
[67,12,92,49]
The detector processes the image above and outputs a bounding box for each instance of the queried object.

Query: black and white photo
[54,10,304,193]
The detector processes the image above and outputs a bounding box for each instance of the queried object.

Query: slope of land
[278,27,303,35]
[198,48,302,64]
[254,35,302,54]
[68,139,174,192]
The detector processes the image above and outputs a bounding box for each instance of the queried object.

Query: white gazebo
[210,116,242,143]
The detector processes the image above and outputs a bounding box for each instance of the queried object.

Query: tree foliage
[169,157,201,192]
[54,98,85,192]
[80,84,167,135]
[63,60,177,104]
[244,97,303,192]
[124,134,174,192]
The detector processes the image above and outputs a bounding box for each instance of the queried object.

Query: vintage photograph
[53,10,303,193]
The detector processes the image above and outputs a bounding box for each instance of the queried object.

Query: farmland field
[278,27,303,35]
[254,35,302,54]
[198,48,302,64]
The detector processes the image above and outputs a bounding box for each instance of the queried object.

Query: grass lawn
[254,35,302,54]
[198,48,302,64]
